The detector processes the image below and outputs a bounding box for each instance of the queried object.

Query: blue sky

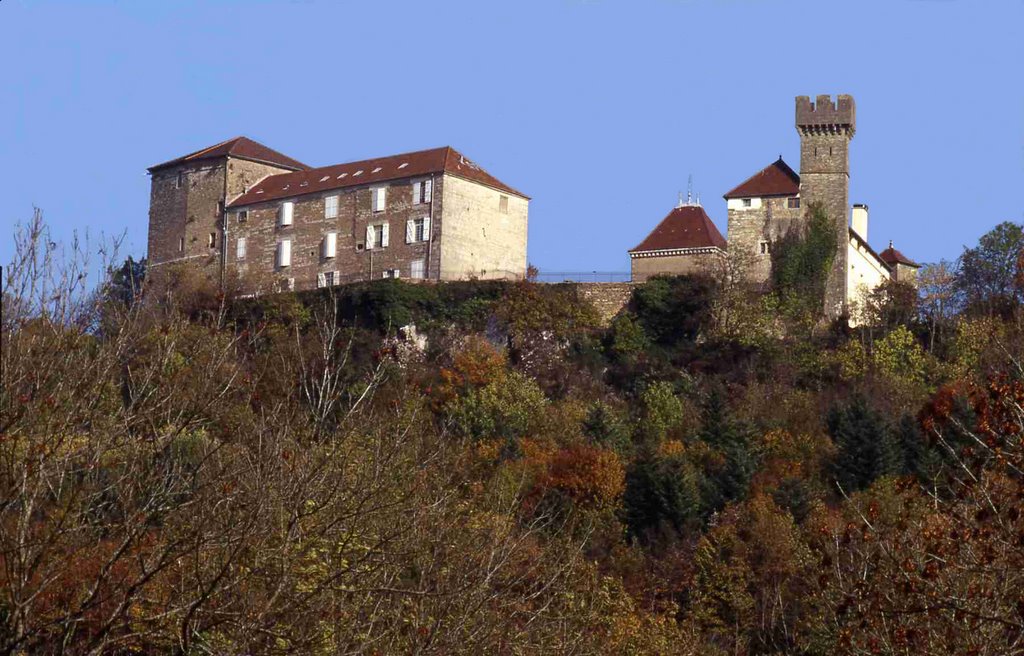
[2,0,1022,274]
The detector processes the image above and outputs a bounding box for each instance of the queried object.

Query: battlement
[796,94,856,136]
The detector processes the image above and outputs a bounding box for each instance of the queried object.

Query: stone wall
[630,251,725,282]
[576,282,635,325]
[727,195,803,284]
[437,174,528,280]
[796,94,856,318]
[228,174,444,292]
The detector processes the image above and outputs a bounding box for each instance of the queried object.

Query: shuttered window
[412,179,432,205]
[405,217,429,243]
[279,201,294,227]
[371,187,386,212]
[325,195,339,218]
[323,232,337,258]
[236,237,247,260]
[277,239,291,268]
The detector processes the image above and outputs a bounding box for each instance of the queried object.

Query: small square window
[742,198,752,208]
[759,241,770,255]
[237,210,248,223]
[787,197,800,209]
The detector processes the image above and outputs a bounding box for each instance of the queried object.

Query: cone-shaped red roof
[630,205,727,253]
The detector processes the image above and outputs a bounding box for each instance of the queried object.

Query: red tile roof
[879,243,920,268]
[630,205,727,253]
[723,157,800,199]
[148,136,309,173]
[227,146,526,207]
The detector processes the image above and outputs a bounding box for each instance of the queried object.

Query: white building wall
[847,236,891,324]
[438,174,528,280]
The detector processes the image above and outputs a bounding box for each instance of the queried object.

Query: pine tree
[827,395,900,493]
[699,388,758,510]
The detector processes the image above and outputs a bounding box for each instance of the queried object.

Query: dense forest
[3,210,1024,655]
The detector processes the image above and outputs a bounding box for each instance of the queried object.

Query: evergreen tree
[827,394,900,493]
[698,388,758,510]
[623,453,702,542]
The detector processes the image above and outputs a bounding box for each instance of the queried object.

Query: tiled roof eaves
[849,228,892,273]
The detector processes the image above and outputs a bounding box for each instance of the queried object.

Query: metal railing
[533,271,632,283]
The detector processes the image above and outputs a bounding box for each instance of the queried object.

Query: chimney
[852,204,868,241]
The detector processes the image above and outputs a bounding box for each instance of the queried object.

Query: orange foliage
[529,444,626,508]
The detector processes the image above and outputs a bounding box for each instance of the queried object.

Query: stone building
[147,137,529,294]
[633,94,917,320]
[629,201,727,282]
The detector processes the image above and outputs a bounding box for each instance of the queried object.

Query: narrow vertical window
[176,171,184,189]
[277,239,292,268]
[208,232,217,248]
[499,194,509,214]
[324,195,339,219]
[236,237,247,260]
[371,187,386,212]
[279,201,294,227]
[178,236,185,252]
[323,232,337,259]
[412,179,432,205]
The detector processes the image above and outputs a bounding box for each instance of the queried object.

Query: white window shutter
[236,237,246,260]
[423,179,432,203]
[366,224,375,249]
[381,222,390,248]
[412,181,421,205]
[324,232,337,258]
[422,216,431,241]
[317,272,326,288]
[333,270,340,283]
[406,218,415,243]
[279,201,294,226]
[278,240,291,267]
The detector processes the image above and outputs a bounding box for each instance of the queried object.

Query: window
[324,195,339,219]
[237,210,248,223]
[317,270,339,288]
[208,232,217,248]
[279,201,294,227]
[277,239,292,268]
[176,171,184,189]
[371,186,387,212]
[412,179,432,205]
[178,236,185,252]
[759,241,771,255]
[323,232,337,259]
[366,222,389,249]
[406,216,430,243]
[410,259,426,279]
[236,237,247,260]
[742,198,752,208]
[499,195,509,214]
[787,197,800,209]
[382,269,400,279]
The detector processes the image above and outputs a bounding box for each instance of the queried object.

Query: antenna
[677,191,684,208]
[687,174,694,205]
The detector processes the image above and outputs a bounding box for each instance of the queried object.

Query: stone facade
[226,174,446,292]
[437,174,528,281]
[796,94,856,318]
[576,282,635,325]
[726,195,802,286]
[630,250,724,283]
[147,157,298,285]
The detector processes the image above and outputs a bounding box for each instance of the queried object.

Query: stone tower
[795,94,855,317]
[146,137,307,285]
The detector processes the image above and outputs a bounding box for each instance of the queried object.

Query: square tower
[796,94,855,318]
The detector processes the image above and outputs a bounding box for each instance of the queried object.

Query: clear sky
[2,0,1022,274]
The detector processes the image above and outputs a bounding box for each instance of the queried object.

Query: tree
[826,395,900,493]
[917,259,959,351]
[104,255,146,307]
[956,220,1024,316]
[698,388,758,510]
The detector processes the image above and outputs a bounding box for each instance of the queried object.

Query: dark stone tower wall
[796,94,855,318]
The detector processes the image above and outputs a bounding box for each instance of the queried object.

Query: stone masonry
[796,94,856,318]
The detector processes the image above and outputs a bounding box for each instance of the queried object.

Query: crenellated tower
[796,94,855,317]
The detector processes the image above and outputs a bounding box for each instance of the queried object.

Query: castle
[146,138,529,293]
[630,94,919,318]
